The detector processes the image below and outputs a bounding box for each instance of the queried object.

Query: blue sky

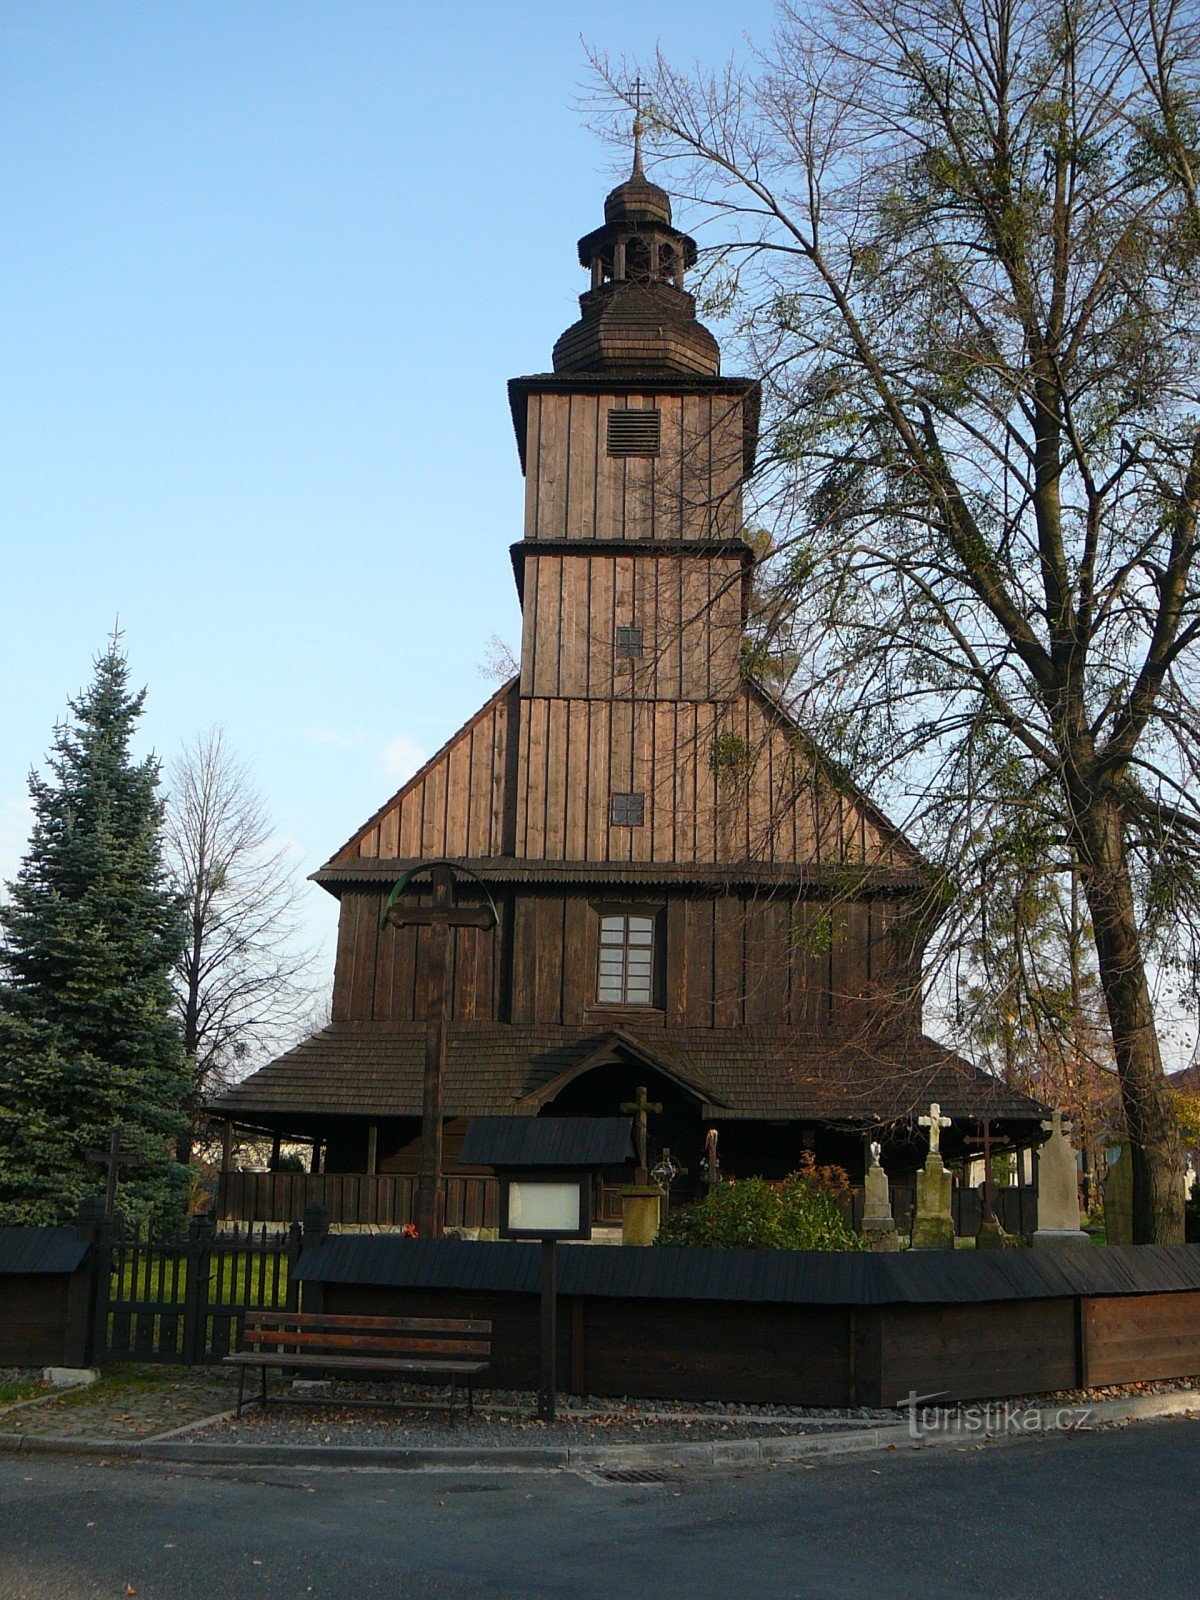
[0,1,776,974]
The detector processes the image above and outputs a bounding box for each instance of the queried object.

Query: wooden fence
[217,1171,498,1231]
[101,1221,298,1365]
[219,1169,1034,1239]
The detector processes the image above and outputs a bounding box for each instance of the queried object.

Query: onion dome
[552,122,720,379]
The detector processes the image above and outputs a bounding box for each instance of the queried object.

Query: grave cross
[1041,1109,1072,1140]
[963,1119,1013,1228]
[620,1085,662,1182]
[918,1102,952,1158]
[384,862,496,1238]
[85,1125,140,1218]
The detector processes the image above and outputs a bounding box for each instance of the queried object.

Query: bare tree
[594,0,1200,1239]
[164,729,315,1160]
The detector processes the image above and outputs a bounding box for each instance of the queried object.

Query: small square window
[615,625,643,659]
[607,408,661,457]
[610,791,645,827]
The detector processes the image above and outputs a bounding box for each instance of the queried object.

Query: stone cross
[1041,1110,1072,1139]
[918,1102,952,1158]
[620,1085,663,1181]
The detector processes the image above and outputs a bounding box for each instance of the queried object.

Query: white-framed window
[597,912,656,1005]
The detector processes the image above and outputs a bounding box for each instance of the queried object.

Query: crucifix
[85,1125,140,1219]
[620,1085,662,1183]
[384,862,496,1238]
[918,1102,952,1158]
[962,1118,1012,1228]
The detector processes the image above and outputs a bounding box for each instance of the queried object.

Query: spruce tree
[0,637,190,1227]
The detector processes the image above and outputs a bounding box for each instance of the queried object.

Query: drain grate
[600,1468,676,1485]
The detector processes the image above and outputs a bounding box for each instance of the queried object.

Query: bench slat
[224,1352,489,1374]
[243,1312,491,1336]
[241,1331,490,1357]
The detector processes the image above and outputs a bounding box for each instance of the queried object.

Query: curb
[0,1390,1195,1472]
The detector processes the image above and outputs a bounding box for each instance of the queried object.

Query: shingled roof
[208,1022,1047,1128]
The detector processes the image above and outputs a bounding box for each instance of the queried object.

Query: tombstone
[620,1183,664,1245]
[862,1142,900,1251]
[911,1103,955,1250]
[1103,1140,1134,1246]
[1033,1111,1089,1246]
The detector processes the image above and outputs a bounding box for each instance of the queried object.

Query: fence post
[300,1202,330,1314]
[285,1221,302,1311]
[74,1197,118,1368]
[183,1216,215,1365]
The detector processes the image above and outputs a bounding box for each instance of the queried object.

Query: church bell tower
[506,122,761,865]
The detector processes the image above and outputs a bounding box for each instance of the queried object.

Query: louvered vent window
[615,625,644,659]
[607,408,661,457]
[610,791,645,827]
[598,913,656,1005]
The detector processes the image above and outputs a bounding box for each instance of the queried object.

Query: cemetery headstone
[862,1141,900,1251]
[912,1103,954,1250]
[1033,1111,1089,1245]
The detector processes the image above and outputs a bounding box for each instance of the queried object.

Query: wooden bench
[225,1310,492,1417]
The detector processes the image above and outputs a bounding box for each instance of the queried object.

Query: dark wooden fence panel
[217,1172,498,1231]
[102,1222,297,1365]
[1082,1290,1200,1386]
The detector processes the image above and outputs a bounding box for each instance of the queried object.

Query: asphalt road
[1,1419,1198,1600]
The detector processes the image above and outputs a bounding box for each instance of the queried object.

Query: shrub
[660,1157,864,1251]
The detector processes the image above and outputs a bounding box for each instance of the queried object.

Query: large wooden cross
[385,863,496,1238]
[85,1125,140,1218]
[620,1085,662,1182]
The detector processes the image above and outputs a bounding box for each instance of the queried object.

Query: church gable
[329,678,518,865]
[511,679,921,871]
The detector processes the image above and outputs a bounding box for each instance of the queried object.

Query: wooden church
[211,130,1045,1222]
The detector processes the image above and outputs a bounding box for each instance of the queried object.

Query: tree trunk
[1074,793,1183,1243]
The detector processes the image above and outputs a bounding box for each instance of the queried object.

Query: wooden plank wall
[345,685,517,861]
[523,391,744,545]
[514,688,908,867]
[318,1281,1200,1407]
[332,884,915,1028]
[519,551,744,702]
[1082,1290,1200,1387]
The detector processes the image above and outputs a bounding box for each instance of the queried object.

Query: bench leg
[467,1375,474,1419]
[237,1366,245,1418]
[260,1363,268,1411]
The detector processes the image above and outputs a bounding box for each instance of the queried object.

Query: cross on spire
[628,76,649,176]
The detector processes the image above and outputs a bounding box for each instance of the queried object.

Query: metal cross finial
[630,75,647,116]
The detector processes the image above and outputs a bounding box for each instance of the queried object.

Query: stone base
[975,1220,1007,1251]
[620,1185,664,1247]
[910,1214,955,1250]
[42,1367,100,1388]
[862,1220,900,1252]
[1032,1228,1091,1247]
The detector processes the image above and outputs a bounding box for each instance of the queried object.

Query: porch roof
[207,1022,1048,1129]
